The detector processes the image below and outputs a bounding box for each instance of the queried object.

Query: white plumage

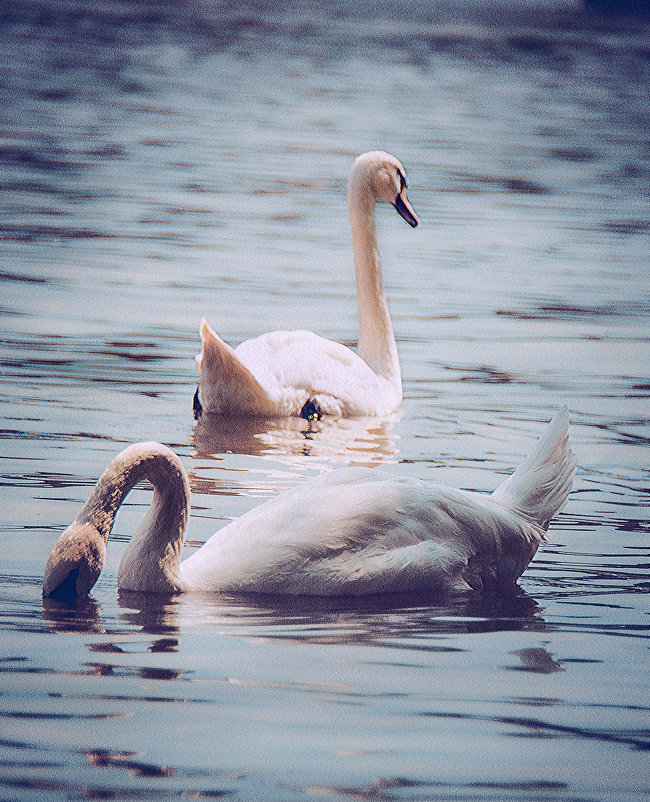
[43,407,576,599]
[195,151,418,419]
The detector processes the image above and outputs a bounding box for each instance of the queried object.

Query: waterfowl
[195,151,418,420]
[43,407,575,599]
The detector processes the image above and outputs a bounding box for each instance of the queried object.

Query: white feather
[196,151,418,418]
[43,409,575,599]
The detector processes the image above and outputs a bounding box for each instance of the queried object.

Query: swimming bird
[43,407,575,599]
[194,151,418,420]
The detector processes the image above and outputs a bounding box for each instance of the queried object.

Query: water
[1,0,649,799]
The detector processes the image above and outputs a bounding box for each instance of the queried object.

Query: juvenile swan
[43,408,575,599]
[195,151,418,420]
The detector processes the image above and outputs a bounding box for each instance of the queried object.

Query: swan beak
[300,397,323,421]
[192,386,203,420]
[393,190,419,227]
[42,522,106,600]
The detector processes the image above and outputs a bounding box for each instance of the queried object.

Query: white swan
[194,151,418,420]
[43,407,575,599]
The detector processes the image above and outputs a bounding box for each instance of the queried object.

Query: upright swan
[43,407,575,599]
[195,151,418,420]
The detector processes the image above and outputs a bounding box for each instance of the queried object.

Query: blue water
[0,1,648,799]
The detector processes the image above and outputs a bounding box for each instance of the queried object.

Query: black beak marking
[393,193,419,228]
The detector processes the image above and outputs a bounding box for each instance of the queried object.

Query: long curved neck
[348,175,401,387]
[78,443,190,593]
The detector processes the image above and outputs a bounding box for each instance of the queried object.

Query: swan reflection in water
[192,409,402,468]
[42,585,547,647]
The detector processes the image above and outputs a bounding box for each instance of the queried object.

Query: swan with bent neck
[195,151,418,420]
[43,407,575,599]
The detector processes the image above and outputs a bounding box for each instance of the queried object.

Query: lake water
[0,0,648,799]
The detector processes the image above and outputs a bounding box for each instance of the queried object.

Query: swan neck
[348,178,400,385]
[77,444,189,592]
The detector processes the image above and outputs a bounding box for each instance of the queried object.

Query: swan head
[42,521,107,600]
[350,151,419,228]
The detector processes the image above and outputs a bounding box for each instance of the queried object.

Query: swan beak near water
[42,521,107,600]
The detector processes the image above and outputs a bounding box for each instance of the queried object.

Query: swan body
[43,407,575,599]
[195,151,418,419]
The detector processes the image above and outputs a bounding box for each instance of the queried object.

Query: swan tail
[491,406,576,530]
[197,318,272,416]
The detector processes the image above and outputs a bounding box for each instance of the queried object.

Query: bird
[194,151,419,421]
[43,406,575,600]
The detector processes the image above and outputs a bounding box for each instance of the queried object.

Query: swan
[43,407,575,599]
[194,151,419,420]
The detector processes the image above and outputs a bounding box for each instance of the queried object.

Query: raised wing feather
[197,319,276,415]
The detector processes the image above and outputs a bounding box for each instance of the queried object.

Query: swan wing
[197,319,276,416]
[235,330,400,416]
[179,468,543,595]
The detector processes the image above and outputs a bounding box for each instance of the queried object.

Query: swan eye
[398,172,407,192]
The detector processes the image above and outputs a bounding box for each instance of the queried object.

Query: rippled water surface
[1,0,648,799]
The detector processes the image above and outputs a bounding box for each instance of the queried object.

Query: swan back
[179,470,545,596]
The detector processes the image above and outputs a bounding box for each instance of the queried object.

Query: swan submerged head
[42,521,107,600]
[350,151,419,228]
[42,442,190,600]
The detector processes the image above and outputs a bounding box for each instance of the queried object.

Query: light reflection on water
[0,0,649,799]
[193,411,402,467]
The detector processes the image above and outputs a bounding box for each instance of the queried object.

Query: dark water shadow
[419,709,650,751]
[41,594,105,634]
[39,585,546,645]
[118,585,547,646]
